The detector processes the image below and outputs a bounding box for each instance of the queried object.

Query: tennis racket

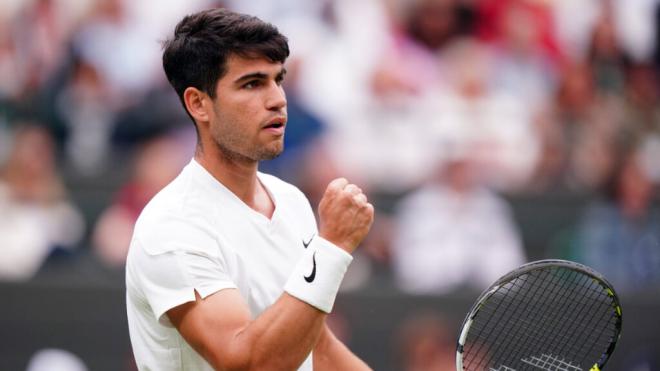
[456,259,622,371]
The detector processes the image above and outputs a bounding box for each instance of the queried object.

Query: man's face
[208,55,287,162]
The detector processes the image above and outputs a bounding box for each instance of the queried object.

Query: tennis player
[125,8,374,371]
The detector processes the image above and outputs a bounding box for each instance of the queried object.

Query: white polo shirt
[126,159,318,370]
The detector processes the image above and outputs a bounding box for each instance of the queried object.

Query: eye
[243,80,262,89]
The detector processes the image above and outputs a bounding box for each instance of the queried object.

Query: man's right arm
[167,178,374,370]
[168,288,326,370]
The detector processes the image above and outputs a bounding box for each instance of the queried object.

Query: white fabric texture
[126,159,318,370]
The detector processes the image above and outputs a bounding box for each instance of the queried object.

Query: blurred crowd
[2,0,660,292]
[2,0,660,369]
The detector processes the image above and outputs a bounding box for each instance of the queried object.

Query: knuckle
[328,178,349,194]
[327,179,338,189]
[334,177,349,187]
[355,194,368,205]
[348,184,363,195]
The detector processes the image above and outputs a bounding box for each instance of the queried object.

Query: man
[125,8,374,371]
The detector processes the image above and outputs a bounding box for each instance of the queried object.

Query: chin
[260,149,284,161]
[257,144,284,161]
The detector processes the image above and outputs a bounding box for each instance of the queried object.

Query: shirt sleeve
[131,215,237,326]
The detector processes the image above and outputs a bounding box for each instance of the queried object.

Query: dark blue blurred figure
[574,149,660,293]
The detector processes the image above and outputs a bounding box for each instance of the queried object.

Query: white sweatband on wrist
[284,236,353,313]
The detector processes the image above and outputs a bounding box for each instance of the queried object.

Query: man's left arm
[313,324,372,370]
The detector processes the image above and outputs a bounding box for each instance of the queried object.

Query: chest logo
[302,235,315,249]
[304,252,317,283]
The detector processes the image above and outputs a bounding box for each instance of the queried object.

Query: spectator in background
[390,143,525,294]
[432,38,541,191]
[0,16,26,104]
[533,3,654,194]
[551,0,601,62]
[0,0,88,103]
[369,0,466,99]
[54,54,117,176]
[587,3,629,96]
[71,0,159,98]
[0,124,85,280]
[476,0,564,65]
[534,63,622,192]
[552,0,657,63]
[484,0,560,107]
[621,64,660,144]
[92,131,192,267]
[405,0,460,53]
[294,0,454,193]
[573,149,660,293]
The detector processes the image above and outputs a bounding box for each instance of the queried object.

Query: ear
[183,87,211,125]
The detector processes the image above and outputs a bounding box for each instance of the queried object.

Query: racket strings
[565,273,618,355]
[495,268,584,368]
[465,270,551,369]
[469,268,570,369]
[547,272,607,363]
[487,270,559,366]
[505,268,580,365]
[539,269,600,360]
[529,269,615,364]
[557,276,615,362]
[462,266,620,371]
[466,270,546,369]
[577,285,619,363]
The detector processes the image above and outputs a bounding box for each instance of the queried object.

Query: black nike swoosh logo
[304,251,316,283]
[302,234,315,249]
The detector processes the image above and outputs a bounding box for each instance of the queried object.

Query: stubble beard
[258,142,284,160]
[209,101,285,162]
[211,126,284,163]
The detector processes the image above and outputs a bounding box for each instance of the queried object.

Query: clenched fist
[317,178,374,254]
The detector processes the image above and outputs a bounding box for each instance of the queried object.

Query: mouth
[262,117,286,134]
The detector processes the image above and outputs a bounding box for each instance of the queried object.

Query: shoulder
[132,168,220,257]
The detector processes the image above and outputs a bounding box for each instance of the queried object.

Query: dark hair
[162,8,289,117]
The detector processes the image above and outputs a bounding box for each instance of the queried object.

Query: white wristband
[284,236,353,313]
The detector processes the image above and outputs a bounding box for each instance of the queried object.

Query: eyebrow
[234,68,287,84]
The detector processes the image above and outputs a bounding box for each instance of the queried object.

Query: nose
[266,82,287,111]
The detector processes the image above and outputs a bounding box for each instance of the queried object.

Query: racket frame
[455,259,623,371]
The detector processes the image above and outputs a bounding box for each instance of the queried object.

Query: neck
[194,146,261,207]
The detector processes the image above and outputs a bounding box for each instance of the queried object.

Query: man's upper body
[126,8,374,371]
[126,160,319,369]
